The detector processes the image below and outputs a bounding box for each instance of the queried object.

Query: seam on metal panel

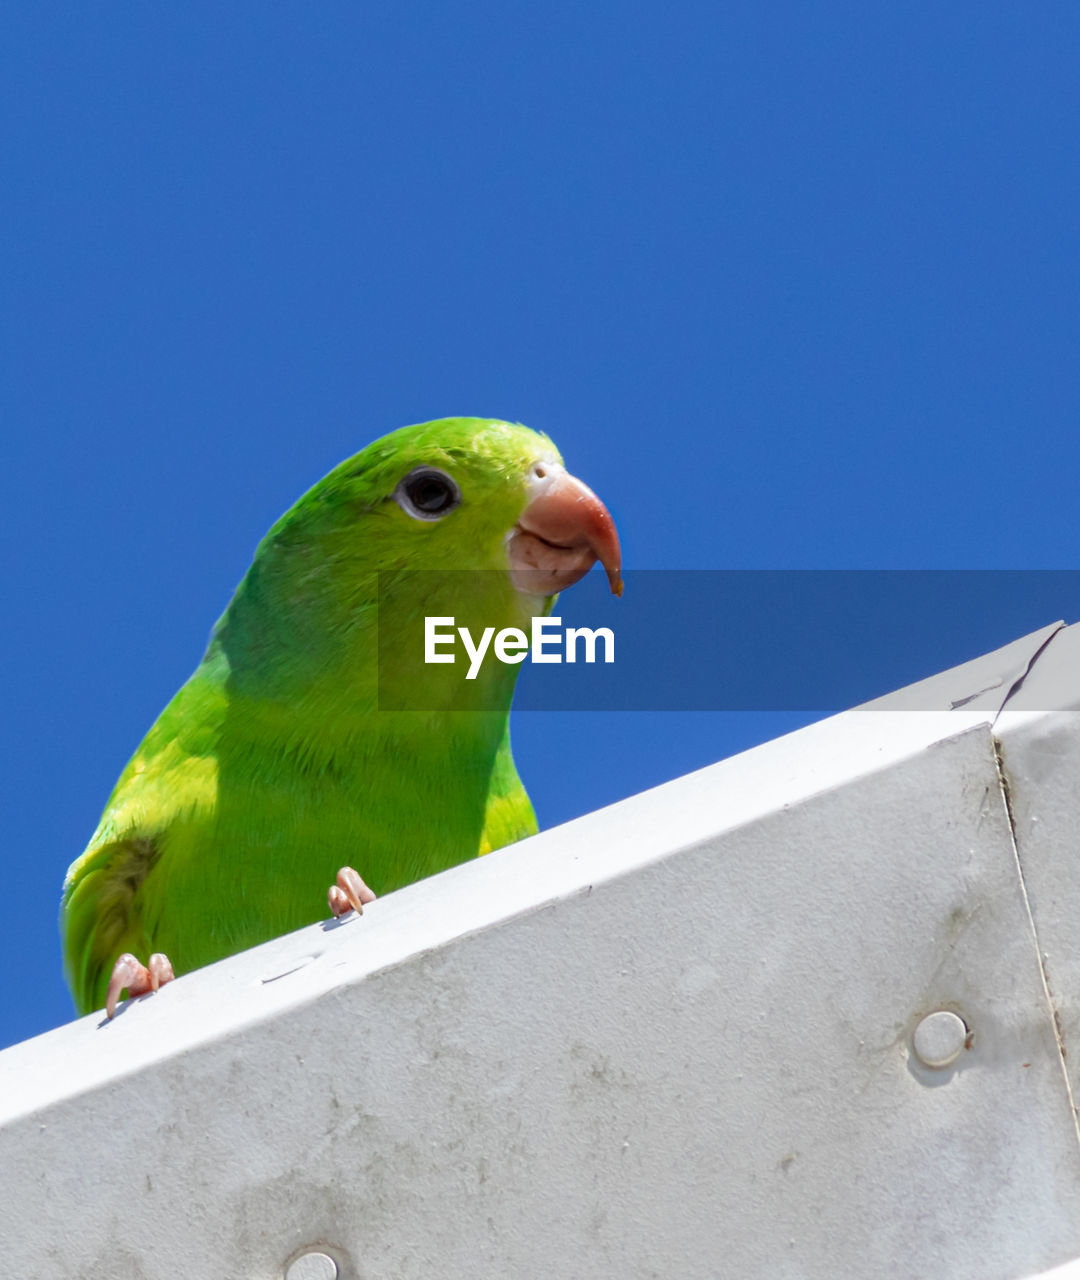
[991,732,1080,1152]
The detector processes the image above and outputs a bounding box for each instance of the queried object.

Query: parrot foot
[105,952,175,1019]
[328,866,377,918]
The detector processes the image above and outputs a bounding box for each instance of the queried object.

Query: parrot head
[220,418,621,706]
[261,416,622,596]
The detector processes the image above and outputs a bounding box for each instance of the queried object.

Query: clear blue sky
[5,3,1080,1049]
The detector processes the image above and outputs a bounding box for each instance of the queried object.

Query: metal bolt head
[912,1010,969,1069]
[285,1252,339,1280]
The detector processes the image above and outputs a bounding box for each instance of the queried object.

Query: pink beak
[507,463,623,598]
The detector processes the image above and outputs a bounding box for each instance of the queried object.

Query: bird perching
[61,418,622,1019]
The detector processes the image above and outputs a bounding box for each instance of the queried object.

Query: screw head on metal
[912,1010,969,1069]
[284,1252,339,1280]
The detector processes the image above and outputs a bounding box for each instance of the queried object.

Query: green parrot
[61,417,622,1018]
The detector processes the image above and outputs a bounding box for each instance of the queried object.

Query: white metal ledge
[4,621,1080,1279]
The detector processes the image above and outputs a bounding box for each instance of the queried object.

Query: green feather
[62,418,562,1015]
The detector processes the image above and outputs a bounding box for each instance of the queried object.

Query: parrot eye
[394,467,461,521]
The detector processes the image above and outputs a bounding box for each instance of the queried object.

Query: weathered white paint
[3,622,1080,1279]
[1030,1259,1080,1280]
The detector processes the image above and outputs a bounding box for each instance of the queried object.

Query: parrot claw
[328,866,376,918]
[105,951,175,1019]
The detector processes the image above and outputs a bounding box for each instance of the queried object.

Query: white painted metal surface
[4,623,1080,1278]
[1030,1259,1080,1280]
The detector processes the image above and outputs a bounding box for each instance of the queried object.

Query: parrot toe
[105,951,175,1019]
[328,866,377,917]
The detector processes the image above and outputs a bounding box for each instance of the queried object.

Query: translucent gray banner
[375,570,1079,711]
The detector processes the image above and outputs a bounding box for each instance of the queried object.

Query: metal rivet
[285,1252,339,1280]
[912,1010,969,1069]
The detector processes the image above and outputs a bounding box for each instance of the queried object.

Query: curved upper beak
[507,462,623,598]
